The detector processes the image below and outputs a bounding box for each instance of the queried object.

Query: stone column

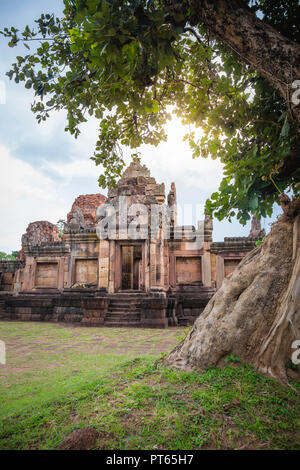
[68,256,75,287]
[202,251,212,287]
[29,259,37,290]
[163,240,169,289]
[144,240,150,291]
[216,255,225,289]
[155,239,163,288]
[108,240,115,293]
[150,241,156,288]
[21,257,33,290]
[58,258,65,290]
[115,243,121,291]
[98,240,109,290]
[169,252,176,287]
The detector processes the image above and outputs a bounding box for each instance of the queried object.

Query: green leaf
[280,115,290,137]
[249,195,258,211]
[152,100,159,114]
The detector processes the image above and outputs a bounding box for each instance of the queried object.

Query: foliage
[56,219,66,238]
[1,0,299,224]
[255,236,265,247]
[225,353,242,364]
[0,251,18,260]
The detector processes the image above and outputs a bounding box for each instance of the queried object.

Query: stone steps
[106,313,140,321]
[104,292,144,326]
[110,292,145,298]
[105,321,141,328]
[107,310,139,315]
[109,301,140,309]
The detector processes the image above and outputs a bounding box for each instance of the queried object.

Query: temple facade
[0,162,264,327]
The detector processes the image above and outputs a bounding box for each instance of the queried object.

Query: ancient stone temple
[0,162,263,327]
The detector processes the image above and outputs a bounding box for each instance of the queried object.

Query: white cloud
[0,144,69,252]
[43,156,99,183]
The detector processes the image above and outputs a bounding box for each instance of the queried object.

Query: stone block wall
[2,291,109,326]
[140,289,168,328]
[0,260,24,291]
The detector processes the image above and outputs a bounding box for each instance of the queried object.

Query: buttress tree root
[167,196,300,384]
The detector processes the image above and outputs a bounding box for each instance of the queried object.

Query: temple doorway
[121,245,142,290]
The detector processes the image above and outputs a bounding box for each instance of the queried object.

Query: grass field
[0,322,299,450]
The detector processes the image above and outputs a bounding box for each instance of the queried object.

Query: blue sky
[0,1,280,252]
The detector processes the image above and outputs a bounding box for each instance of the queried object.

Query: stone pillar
[13,268,23,292]
[58,258,65,290]
[150,241,156,288]
[155,238,164,288]
[21,257,33,290]
[202,251,212,287]
[63,257,69,289]
[204,213,213,243]
[210,252,217,287]
[68,256,74,287]
[29,259,37,290]
[168,182,177,228]
[115,243,121,291]
[98,240,109,290]
[169,252,176,288]
[216,255,225,289]
[108,240,115,293]
[144,240,150,291]
[163,240,169,289]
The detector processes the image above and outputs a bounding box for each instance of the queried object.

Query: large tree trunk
[167,198,300,384]
[171,0,300,127]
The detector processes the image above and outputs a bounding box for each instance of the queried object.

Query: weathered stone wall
[141,296,168,328]
[176,257,202,284]
[211,237,257,289]
[0,260,24,291]
[21,221,59,246]
[19,221,60,261]
[35,262,59,288]
[168,285,216,326]
[67,194,107,227]
[75,259,98,285]
[2,291,109,326]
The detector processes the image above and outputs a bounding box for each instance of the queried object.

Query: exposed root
[167,209,300,385]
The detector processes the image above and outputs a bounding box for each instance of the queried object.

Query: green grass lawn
[0,322,299,450]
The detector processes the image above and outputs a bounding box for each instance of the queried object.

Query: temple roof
[118,161,151,182]
[107,160,165,205]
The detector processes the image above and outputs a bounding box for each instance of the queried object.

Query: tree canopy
[0,251,19,261]
[1,0,299,224]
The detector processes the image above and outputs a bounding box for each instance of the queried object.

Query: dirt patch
[59,427,99,450]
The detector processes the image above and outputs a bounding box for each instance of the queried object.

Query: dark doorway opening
[121,245,142,290]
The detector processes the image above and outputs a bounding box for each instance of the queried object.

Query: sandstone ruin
[0,162,263,328]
